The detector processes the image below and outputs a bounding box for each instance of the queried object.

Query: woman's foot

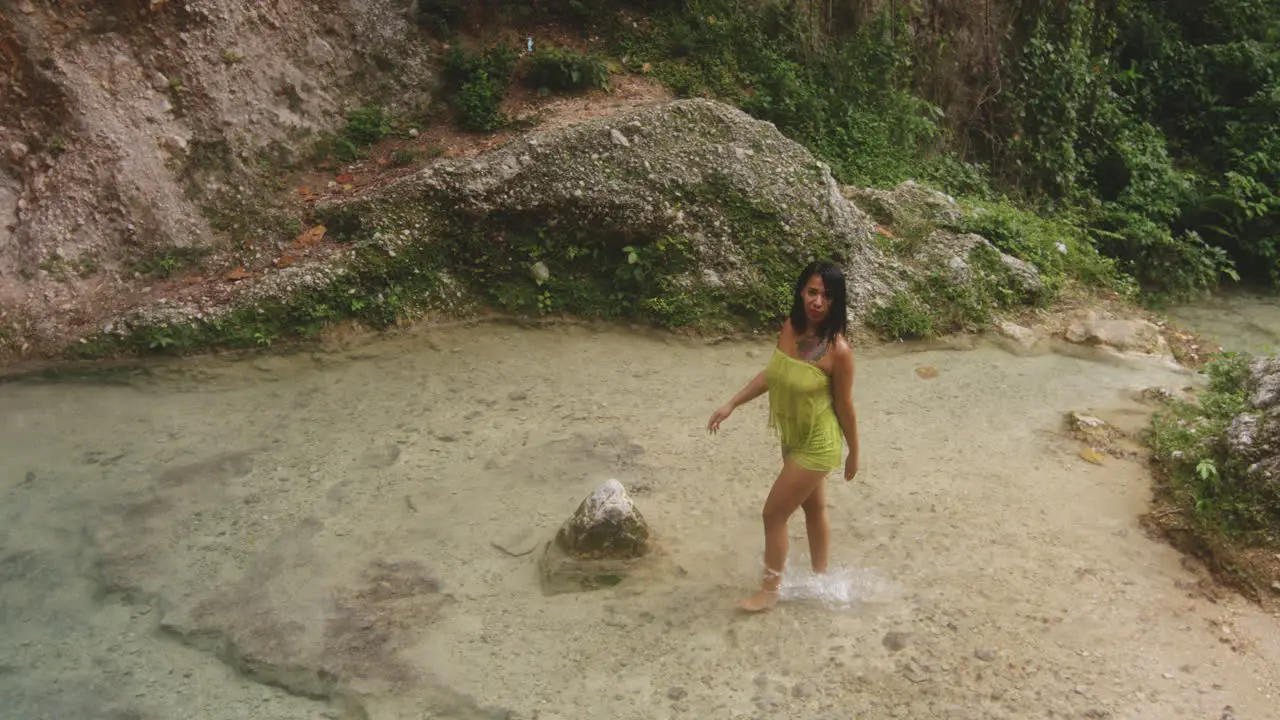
[737,588,779,613]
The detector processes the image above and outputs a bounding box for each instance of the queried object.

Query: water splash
[776,563,897,610]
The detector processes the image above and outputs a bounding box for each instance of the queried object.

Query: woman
[707,261,860,613]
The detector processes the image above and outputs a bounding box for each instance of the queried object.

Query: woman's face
[801,273,829,325]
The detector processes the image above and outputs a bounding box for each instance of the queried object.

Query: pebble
[975,648,996,662]
[667,686,687,700]
[882,631,910,652]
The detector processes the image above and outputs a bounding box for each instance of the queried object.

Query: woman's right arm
[708,321,790,434]
[707,370,767,434]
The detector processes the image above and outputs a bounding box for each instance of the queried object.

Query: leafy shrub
[524,47,609,93]
[1147,352,1280,540]
[958,199,1132,299]
[457,70,507,132]
[342,105,392,146]
[1087,207,1238,303]
[443,44,520,132]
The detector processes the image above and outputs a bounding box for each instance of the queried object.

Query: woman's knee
[762,502,792,527]
[801,499,827,521]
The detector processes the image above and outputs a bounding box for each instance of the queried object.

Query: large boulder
[538,479,653,595]
[318,98,907,327]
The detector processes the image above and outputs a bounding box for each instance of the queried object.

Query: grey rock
[1249,356,1280,410]
[1063,314,1167,355]
[843,180,962,227]
[997,321,1039,349]
[555,479,650,559]
[538,479,653,594]
[667,686,687,700]
[316,99,905,327]
[307,37,336,65]
[974,648,996,662]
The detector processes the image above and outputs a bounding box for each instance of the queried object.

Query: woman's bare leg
[801,478,829,574]
[739,456,829,612]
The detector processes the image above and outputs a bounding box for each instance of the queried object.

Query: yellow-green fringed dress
[764,347,843,472]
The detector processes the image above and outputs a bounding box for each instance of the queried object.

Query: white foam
[776,563,897,610]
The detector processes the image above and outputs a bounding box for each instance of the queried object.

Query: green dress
[764,347,844,472]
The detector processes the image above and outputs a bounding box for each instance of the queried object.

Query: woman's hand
[844,452,859,481]
[707,404,734,434]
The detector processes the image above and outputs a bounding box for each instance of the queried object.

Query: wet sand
[2,323,1279,719]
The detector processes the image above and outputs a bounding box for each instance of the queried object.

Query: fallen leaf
[915,366,939,380]
[642,62,652,73]
[335,172,354,184]
[293,225,326,248]
[298,186,318,201]
[225,267,250,281]
[1079,447,1104,465]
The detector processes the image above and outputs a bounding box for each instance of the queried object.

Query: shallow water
[2,321,1279,719]
[1166,288,1280,355]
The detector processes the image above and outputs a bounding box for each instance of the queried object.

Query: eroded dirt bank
[1,324,1278,719]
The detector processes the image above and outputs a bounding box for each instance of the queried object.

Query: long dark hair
[788,260,848,342]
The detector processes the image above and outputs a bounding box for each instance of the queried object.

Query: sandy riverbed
[2,322,1278,720]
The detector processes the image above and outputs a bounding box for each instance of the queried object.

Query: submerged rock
[997,321,1040,350]
[1068,411,1122,449]
[538,479,652,594]
[1064,314,1168,356]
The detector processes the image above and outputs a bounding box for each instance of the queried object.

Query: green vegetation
[411,0,1275,320]
[443,44,520,132]
[80,1,1280,356]
[595,0,1278,305]
[430,183,818,333]
[73,236,454,359]
[1147,353,1280,543]
[312,104,414,163]
[125,246,211,280]
[524,47,610,94]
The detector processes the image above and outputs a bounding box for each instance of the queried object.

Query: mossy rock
[538,479,653,595]
[554,478,651,559]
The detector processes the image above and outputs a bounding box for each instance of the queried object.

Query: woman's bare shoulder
[831,334,854,361]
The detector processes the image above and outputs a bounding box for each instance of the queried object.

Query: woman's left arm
[831,343,860,480]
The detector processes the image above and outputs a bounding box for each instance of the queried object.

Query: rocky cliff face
[2,7,1047,364]
[0,0,438,352]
